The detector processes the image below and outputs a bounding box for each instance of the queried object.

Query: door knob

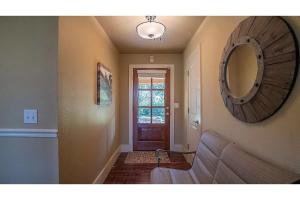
[193,120,200,126]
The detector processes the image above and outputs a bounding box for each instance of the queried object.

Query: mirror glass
[226,44,258,98]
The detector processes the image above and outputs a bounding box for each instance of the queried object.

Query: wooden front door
[133,68,170,151]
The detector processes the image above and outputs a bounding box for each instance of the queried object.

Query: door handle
[193,120,200,126]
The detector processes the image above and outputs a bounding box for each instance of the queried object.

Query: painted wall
[58,17,120,183]
[0,17,59,183]
[0,137,58,183]
[119,54,184,146]
[0,17,58,129]
[183,16,300,174]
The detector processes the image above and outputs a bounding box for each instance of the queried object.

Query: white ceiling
[96,16,205,53]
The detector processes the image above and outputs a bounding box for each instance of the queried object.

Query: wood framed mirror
[219,17,299,123]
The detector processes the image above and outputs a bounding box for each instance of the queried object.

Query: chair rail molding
[0,129,58,138]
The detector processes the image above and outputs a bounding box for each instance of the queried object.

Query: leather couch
[151,130,300,184]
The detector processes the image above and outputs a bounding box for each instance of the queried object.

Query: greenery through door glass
[152,90,164,106]
[138,90,151,106]
[138,75,166,124]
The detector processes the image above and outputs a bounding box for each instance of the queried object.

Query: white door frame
[128,64,175,151]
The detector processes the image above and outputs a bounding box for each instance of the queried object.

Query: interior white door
[186,47,201,161]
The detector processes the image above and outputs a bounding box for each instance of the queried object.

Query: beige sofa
[151,130,300,184]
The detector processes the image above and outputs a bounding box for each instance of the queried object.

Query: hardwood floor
[104,152,191,184]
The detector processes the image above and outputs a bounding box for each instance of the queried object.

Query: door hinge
[188,107,190,114]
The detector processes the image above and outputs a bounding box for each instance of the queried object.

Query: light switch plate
[174,102,180,109]
[24,109,38,124]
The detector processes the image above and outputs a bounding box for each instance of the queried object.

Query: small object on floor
[125,151,171,164]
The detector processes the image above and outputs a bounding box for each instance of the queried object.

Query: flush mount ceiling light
[136,16,166,40]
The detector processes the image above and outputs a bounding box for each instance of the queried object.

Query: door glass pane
[138,108,151,123]
[138,90,151,106]
[138,77,151,89]
[152,108,165,124]
[152,77,165,89]
[152,90,164,106]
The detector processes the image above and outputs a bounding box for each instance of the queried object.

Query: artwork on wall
[97,62,112,105]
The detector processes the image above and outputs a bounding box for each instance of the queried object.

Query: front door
[133,68,170,151]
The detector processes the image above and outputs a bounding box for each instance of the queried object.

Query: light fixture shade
[136,21,166,40]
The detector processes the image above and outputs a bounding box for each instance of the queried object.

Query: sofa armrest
[155,149,196,167]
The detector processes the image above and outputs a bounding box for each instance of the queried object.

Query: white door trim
[128,64,175,151]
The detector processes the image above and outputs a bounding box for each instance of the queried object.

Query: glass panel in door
[137,73,166,124]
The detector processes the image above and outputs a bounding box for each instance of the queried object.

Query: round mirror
[220,17,298,123]
[226,44,258,98]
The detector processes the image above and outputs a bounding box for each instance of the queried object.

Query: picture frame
[97,62,112,105]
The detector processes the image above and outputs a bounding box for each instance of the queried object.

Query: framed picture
[97,62,112,105]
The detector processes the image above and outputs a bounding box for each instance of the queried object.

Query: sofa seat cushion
[151,168,172,184]
[151,167,196,184]
[216,143,300,184]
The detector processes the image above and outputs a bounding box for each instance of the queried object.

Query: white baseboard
[93,146,120,184]
[120,144,131,152]
[120,144,183,152]
[174,144,194,164]
[182,145,194,164]
[173,144,184,152]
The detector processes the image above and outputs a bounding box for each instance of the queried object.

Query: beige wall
[0,17,59,183]
[58,17,120,183]
[184,16,300,174]
[0,17,58,129]
[119,54,184,145]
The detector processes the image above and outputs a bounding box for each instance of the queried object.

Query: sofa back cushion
[191,130,230,183]
[214,143,300,184]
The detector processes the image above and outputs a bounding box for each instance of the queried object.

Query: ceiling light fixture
[136,16,166,40]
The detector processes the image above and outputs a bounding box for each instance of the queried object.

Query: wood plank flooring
[104,152,191,184]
